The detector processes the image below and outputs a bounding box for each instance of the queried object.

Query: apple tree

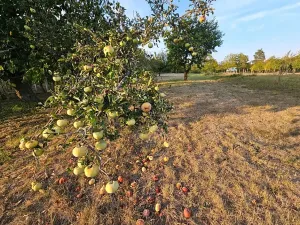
[17,0,217,200]
[165,17,223,80]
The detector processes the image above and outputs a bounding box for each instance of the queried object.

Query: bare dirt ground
[0,78,299,225]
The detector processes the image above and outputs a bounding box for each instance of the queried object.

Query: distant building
[226,67,237,73]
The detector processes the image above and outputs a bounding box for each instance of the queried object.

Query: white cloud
[237,2,300,22]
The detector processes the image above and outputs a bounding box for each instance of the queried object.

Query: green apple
[73,166,84,176]
[149,124,158,133]
[139,133,149,140]
[185,43,190,48]
[103,45,114,55]
[126,119,136,126]
[192,52,197,56]
[105,181,119,194]
[120,41,126,47]
[133,39,139,44]
[31,182,42,191]
[25,140,39,149]
[84,86,93,93]
[188,47,194,52]
[32,148,44,157]
[107,111,118,119]
[173,38,179,43]
[67,108,75,116]
[126,36,132,41]
[72,146,88,157]
[53,126,63,134]
[57,119,68,127]
[52,76,61,82]
[94,96,104,103]
[95,140,107,150]
[42,128,54,139]
[93,131,104,140]
[73,121,84,129]
[148,43,153,48]
[84,164,99,178]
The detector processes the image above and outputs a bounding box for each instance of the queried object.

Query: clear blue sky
[119,0,300,62]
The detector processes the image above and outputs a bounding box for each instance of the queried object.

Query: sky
[119,0,300,62]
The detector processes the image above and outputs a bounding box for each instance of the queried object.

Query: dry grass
[0,75,299,225]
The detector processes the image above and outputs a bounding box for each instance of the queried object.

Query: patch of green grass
[223,74,300,97]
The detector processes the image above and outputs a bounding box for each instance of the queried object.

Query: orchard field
[1,74,299,225]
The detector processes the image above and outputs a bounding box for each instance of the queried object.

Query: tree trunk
[10,75,40,102]
[184,71,188,81]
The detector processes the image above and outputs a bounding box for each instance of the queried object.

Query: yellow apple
[89,178,95,185]
[42,128,54,139]
[155,86,159,91]
[141,102,152,112]
[31,182,42,191]
[149,124,158,133]
[126,119,136,126]
[84,164,99,178]
[84,86,92,93]
[199,15,206,23]
[73,121,84,129]
[192,52,197,57]
[67,108,75,116]
[25,140,39,149]
[120,41,126,47]
[73,166,84,176]
[160,93,166,97]
[189,47,194,52]
[57,119,68,127]
[155,203,161,212]
[105,181,119,194]
[95,140,107,150]
[72,146,88,157]
[163,141,170,148]
[163,156,169,162]
[92,131,104,140]
[139,133,149,140]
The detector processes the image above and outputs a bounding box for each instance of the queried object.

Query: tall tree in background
[201,55,218,74]
[253,48,266,62]
[165,18,223,80]
[222,53,249,73]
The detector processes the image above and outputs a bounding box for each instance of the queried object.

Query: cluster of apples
[173,38,198,57]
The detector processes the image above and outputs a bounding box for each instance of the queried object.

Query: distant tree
[292,52,300,72]
[201,56,218,74]
[264,56,282,73]
[251,61,265,73]
[222,53,249,73]
[165,17,223,80]
[150,52,169,76]
[253,49,266,62]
